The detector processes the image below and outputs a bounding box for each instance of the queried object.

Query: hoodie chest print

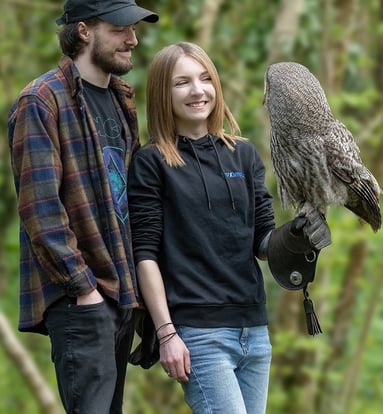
[224,171,245,179]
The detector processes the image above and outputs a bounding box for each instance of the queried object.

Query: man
[7,1,158,413]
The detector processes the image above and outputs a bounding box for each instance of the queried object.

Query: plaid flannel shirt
[8,56,140,334]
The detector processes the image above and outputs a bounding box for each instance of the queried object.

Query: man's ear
[78,22,91,42]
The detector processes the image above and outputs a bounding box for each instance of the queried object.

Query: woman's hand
[160,332,191,382]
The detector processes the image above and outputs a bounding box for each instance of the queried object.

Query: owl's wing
[269,129,294,209]
[324,121,381,231]
[323,122,361,183]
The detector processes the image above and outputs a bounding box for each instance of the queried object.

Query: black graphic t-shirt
[83,80,130,236]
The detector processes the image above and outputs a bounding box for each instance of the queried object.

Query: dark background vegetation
[1,1,383,413]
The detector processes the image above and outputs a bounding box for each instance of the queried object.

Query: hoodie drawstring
[183,135,236,211]
[209,136,236,211]
[187,138,212,210]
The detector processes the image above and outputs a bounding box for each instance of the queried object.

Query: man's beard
[91,37,133,76]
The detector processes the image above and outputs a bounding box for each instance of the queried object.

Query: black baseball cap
[56,0,159,26]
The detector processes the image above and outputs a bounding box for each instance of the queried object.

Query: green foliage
[1,0,383,413]
[124,364,191,414]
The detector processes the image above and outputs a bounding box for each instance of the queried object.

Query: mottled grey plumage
[264,62,381,231]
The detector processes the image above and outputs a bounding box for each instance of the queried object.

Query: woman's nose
[190,81,204,94]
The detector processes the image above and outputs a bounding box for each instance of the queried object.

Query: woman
[128,42,330,414]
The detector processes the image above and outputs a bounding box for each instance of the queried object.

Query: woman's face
[171,55,216,136]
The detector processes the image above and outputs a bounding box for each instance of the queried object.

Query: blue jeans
[177,325,271,414]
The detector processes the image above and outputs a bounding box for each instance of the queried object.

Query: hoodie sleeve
[128,147,163,263]
[252,146,275,256]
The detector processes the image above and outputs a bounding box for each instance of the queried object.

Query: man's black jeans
[45,295,134,414]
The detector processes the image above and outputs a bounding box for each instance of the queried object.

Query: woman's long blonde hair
[146,42,245,167]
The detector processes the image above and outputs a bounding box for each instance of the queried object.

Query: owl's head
[264,62,332,128]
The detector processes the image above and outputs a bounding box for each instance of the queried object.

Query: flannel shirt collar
[58,55,135,99]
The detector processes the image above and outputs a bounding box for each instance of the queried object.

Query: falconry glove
[268,209,331,336]
[296,201,332,250]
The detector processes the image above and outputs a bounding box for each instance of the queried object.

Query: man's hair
[58,18,99,59]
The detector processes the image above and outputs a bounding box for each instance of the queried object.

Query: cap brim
[99,5,158,26]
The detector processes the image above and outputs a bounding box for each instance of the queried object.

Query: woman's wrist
[156,322,175,337]
[158,331,177,346]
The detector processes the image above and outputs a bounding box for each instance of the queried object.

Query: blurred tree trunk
[267,0,304,63]
[0,312,61,414]
[196,0,224,52]
[319,0,359,91]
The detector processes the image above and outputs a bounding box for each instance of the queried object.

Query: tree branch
[0,312,61,414]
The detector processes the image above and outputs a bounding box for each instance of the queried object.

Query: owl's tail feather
[303,288,322,336]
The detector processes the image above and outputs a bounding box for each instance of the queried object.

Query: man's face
[90,21,138,76]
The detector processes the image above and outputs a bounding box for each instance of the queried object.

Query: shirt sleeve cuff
[65,269,98,297]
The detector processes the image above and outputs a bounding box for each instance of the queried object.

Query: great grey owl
[263,61,381,232]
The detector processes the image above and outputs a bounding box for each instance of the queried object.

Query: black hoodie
[128,134,275,327]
